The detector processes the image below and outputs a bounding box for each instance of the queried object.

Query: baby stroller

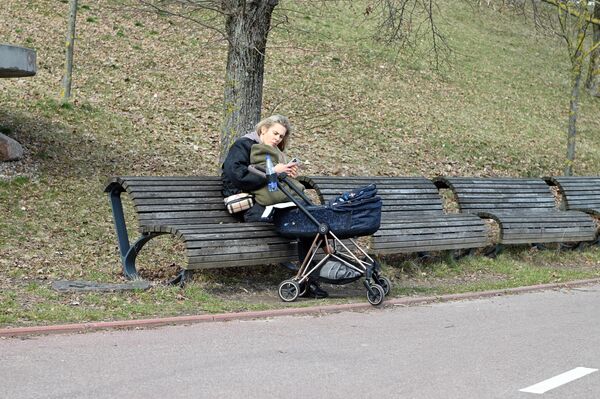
[249,166,391,306]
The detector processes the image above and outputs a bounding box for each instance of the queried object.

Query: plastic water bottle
[265,154,278,192]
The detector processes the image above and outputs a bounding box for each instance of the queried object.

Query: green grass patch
[1,246,598,327]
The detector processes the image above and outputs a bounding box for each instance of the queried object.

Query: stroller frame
[249,166,390,306]
[287,232,389,304]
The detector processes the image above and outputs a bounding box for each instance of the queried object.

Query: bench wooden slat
[187,254,296,269]
[134,197,225,205]
[380,219,487,229]
[566,199,600,205]
[188,247,297,261]
[174,223,276,233]
[376,225,487,236]
[127,185,223,193]
[502,234,595,244]
[504,228,596,236]
[140,216,237,226]
[130,192,223,200]
[375,233,488,244]
[482,212,593,221]
[383,205,445,212]
[373,237,487,250]
[184,234,293,247]
[136,204,227,212]
[138,210,234,220]
[123,179,222,186]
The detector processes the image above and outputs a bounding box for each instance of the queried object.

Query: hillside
[1,0,600,325]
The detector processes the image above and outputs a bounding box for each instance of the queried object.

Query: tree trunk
[565,56,583,176]
[61,0,78,102]
[219,0,279,166]
[585,2,600,97]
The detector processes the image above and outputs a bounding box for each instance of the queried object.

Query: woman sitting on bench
[221,114,328,298]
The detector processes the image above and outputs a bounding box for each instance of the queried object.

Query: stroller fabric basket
[273,184,382,239]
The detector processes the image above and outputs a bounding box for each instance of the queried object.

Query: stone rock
[0,133,23,161]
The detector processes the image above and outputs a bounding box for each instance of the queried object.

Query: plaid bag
[224,193,254,214]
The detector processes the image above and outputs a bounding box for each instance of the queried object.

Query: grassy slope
[1,0,600,326]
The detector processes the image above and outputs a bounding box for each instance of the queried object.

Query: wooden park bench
[433,177,597,249]
[104,176,298,283]
[299,176,488,255]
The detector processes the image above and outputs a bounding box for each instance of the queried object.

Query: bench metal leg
[169,269,194,287]
[559,241,587,251]
[108,187,162,279]
[483,244,502,258]
[109,188,131,262]
[532,243,547,251]
[123,233,162,279]
[451,248,476,261]
[417,251,434,261]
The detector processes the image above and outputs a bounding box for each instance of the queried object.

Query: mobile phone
[289,157,300,165]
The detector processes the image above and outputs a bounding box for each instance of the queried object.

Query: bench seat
[104,176,297,278]
[434,177,597,245]
[299,176,488,254]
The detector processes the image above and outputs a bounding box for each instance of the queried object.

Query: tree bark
[585,2,600,97]
[219,0,279,166]
[61,0,78,102]
[565,49,584,176]
[565,69,582,176]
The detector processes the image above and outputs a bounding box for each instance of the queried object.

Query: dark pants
[245,205,311,265]
[243,203,267,222]
[298,238,313,263]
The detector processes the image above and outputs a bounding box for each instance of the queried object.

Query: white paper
[261,202,297,218]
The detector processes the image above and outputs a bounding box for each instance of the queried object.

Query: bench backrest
[545,176,600,215]
[299,176,446,218]
[104,176,237,228]
[434,177,556,213]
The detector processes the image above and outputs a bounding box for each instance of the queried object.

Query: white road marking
[519,367,598,394]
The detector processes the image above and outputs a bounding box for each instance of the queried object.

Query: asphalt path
[2,285,600,398]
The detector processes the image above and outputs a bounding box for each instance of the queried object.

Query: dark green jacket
[250,144,304,206]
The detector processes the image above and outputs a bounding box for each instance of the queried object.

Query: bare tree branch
[540,0,600,26]
[364,0,450,70]
[138,0,229,41]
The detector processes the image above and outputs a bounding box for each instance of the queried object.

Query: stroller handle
[248,164,267,179]
[248,164,290,181]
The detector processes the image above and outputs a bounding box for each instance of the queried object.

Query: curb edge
[2,278,599,338]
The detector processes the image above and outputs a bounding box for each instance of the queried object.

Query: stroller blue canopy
[273,184,382,239]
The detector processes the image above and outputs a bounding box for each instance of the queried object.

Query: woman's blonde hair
[255,114,293,151]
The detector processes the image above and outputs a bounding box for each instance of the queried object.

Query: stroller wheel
[278,280,301,302]
[376,276,392,296]
[366,284,385,306]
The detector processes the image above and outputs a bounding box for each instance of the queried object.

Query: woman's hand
[274,163,299,178]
